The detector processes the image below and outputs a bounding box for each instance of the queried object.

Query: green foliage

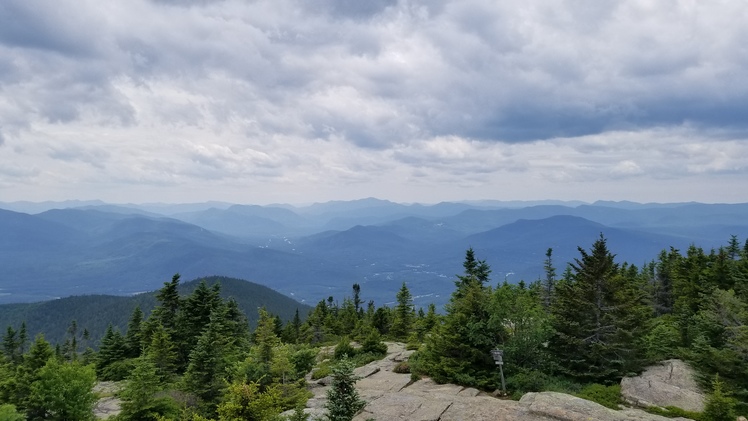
[216,381,282,421]
[325,357,365,421]
[333,338,356,361]
[27,359,97,421]
[643,316,681,362]
[0,404,24,421]
[575,384,621,410]
[290,346,317,377]
[413,251,498,390]
[358,328,387,356]
[702,375,737,421]
[390,283,414,340]
[310,363,332,381]
[550,235,651,383]
[489,281,552,374]
[96,324,127,380]
[118,358,180,421]
[644,405,703,420]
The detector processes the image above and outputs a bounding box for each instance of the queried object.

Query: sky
[1,0,747,205]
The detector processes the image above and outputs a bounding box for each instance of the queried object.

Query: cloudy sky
[1,0,747,205]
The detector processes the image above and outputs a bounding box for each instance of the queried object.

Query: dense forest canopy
[1,235,747,420]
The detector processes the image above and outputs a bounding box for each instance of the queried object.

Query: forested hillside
[1,236,747,420]
[0,276,310,346]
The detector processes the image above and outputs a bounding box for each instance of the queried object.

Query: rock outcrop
[620,359,705,412]
[296,343,699,421]
[519,392,693,421]
[93,381,123,419]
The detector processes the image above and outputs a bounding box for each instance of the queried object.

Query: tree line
[1,234,748,420]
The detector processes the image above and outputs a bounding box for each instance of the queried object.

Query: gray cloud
[0,0,747,203]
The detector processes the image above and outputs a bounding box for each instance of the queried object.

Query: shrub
[576,384,621,410]
[334,338,357,360]
[310,364,332,380]
[393,362,410,374]
[359,330,387,356]
[506,370,551,398]
[291,346,318,377]
[645,405,703,420]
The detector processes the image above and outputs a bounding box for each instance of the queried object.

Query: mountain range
[1,198,747,308]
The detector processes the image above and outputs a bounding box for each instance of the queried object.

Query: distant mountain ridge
[0,199,746,308]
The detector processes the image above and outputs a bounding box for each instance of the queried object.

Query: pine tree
[2,326,20,365]
[118,358,179,421]
[390,282,414,340]
[6,335,54,413]
[124,306,144,358]
[144,322,178,383]
[96,325,126,380]
[183,318,226,411]
[541,248,556,309]
[456,247,491,290]
[414,249,497,389]
[176,280,222,370]
[549,235,650,383]
[325,357,365,421]
[152,274,182,333]
[702,375,737,421]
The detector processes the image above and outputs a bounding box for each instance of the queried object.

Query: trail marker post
[491,348,506,395]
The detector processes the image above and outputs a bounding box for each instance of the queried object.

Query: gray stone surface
[620,359,705,412]
[343,344,699,421]
[93,382,123,419]
[519,392,695,421]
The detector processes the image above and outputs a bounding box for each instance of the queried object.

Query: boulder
[620,359,705,412]
[519,392,695,421]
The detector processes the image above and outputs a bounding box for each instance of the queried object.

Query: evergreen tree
[324,357,365,421]
[96,324,126,380]
[9,335,54,414]
[253,308,281,365]
[702,375,737,421]
[144,322,178,383]
[183,318,227,412]
[390,282,414,340]
[549,235,650,383]
[152,274,182,334]
[2,326,20,365]
[173,280,222,371]
[124,306,144,359]
[118,358,179,421]
[414,249,497,389]
[541,248,556,309]
[456,247,491,290]
[352,283,362,314]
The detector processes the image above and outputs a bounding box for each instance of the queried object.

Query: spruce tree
[541,248,556,309]
[118,358,178,421]
[414,249,497,389]
[325,357,365,421]
[96,325,128,380]
[549,235,650,383]
[124,306,144,358]
[390,282,414,340]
